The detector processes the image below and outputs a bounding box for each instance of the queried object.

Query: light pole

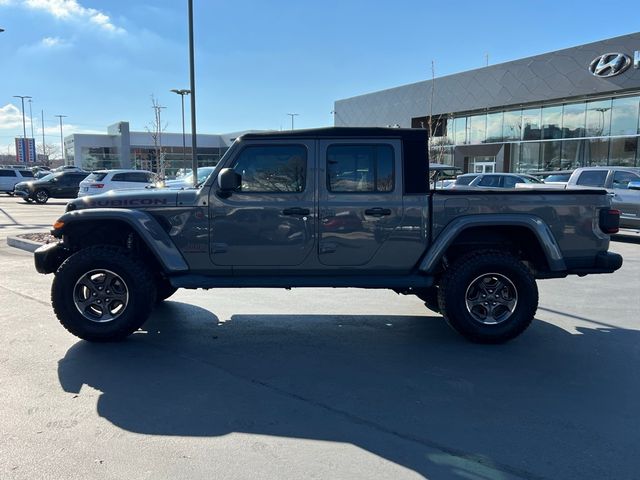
[170,89,191,169]
[28,99,35,139]
[188,0,198,187]
[55,115,67,163]
[287,113,299,130]
[41,110,47,165]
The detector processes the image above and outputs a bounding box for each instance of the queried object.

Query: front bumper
[13,189,30,199]
[34,242,70,274]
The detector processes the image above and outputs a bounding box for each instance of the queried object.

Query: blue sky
[0,0,639,155]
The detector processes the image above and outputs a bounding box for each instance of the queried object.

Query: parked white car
[0,168,34,195]
[78,169,156,197]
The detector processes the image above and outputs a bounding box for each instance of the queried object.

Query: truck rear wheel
[438,251,538,343]
[52,245,156,342]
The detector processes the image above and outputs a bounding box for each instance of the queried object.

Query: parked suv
[14,170,89,203]
[78,169,156,197]
[0,168,34,195]
[566,167,640,228]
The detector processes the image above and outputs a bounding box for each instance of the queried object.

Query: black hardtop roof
[239,127,427,141]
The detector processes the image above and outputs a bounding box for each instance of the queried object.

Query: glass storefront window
[609,137,637,166]
[503,110,521,141]
[560,140,585,169]
[610,96,640,136]
[541,105,562,140]
[585,99,612,137]
[453,117,467,145]
[485,112,503,143]
[521,108,541,140]
[562,102,585,138]
[518,142,541,171]
[586,138,609,166]
[468,114,486,144]
[541,141,562,170]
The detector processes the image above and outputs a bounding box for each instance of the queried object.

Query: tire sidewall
[34,189,49,203]
[440,254,537,343]
[52,247,155,341]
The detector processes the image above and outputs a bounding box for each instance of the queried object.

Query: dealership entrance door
[471,156,496,173]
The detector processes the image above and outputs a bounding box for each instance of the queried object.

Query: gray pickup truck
[34,128,622,344]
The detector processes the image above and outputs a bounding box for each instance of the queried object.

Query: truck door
[209,140,316,266]
[610,170,640,225]
[318,139,403,266]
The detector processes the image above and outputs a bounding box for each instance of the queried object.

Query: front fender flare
[54,208,189,273]
[419,214,566,274]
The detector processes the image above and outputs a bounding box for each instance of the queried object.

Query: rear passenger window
[577,171,607,187]
[327,145,394,193]
[477,175,501,187]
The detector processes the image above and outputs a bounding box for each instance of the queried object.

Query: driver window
[231,145,306,193]
[612,171,640,189]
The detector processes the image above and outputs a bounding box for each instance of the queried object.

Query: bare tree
[145,94,167,177]
[427,60,449,164]
[37,143,58,167]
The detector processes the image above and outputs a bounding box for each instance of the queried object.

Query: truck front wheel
[438,251,538,343]
[52,245,157,342]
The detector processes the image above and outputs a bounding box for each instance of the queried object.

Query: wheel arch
[55,209,189,274]
[419,214,566,276]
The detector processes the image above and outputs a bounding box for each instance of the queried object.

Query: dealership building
[64,122,252,177]
[334,32,640,174]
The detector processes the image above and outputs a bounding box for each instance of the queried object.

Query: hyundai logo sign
[589,53,632,77]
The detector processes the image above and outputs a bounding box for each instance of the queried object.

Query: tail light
[92,183,105,188]
[599,208,620,234]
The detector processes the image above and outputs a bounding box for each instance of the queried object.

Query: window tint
[455,175,478,185]
[232,145,306,193]
[612,171,640,189]
[0,170,17,177]
[86,172,108,182]
[503,176,519,188]
[576,170,607,187]
[111,173,127,182]
[19,170,34,177]
[327,144,394,193]
[477,175,501,187]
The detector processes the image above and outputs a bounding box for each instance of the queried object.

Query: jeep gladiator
[34,127,623,343]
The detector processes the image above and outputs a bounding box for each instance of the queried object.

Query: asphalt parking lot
[1,194,639,480]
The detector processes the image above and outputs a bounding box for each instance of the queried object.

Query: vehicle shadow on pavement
[58,302,640,480]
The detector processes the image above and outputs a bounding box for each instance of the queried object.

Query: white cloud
[23,0,125,34]
[0,104,25,130]
[41,36,70,48]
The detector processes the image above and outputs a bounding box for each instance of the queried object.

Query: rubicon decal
[84,198,169,208]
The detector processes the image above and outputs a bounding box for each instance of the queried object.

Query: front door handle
[364,207,391,217]
[282,207,310,216]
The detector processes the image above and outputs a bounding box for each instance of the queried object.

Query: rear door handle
[282,207,310,216]
[364,208,391,217]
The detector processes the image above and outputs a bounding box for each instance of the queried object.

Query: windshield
[521,175,543,183]
[544,174,571,182]
[38,173,56,182]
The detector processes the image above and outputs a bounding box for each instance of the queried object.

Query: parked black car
[14,170,89,203]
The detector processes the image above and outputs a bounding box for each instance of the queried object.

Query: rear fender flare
[419,214,566,273]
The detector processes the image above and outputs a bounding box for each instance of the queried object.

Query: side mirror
[628,181,640,191]
[217,168,241,196]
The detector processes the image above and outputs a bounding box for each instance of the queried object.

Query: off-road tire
[438,250,538,344]
[415,287,440,313]
[34,189,49,204]
[156,278,178,303]
[52,245,157,342]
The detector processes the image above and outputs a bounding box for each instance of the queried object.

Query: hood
[66,188,199,211]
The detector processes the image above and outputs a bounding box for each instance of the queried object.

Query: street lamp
[55,115,67,163]
[13,95,31,141]
[287,113,299,130]
[170,89,191,170]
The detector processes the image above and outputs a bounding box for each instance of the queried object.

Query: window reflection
[522,108,541,140]
[485,112,503,143]
[610,96,640,136]
[609,137,637,167]
[453,117,467,144]
[541,106,562,140]
[586,139,609,166]
[468,114,486,144]
[503,110,521,141]
[585,99,612,137]
[562,103,586,138]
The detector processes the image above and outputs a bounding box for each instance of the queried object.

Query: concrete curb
[6,236,44,253]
